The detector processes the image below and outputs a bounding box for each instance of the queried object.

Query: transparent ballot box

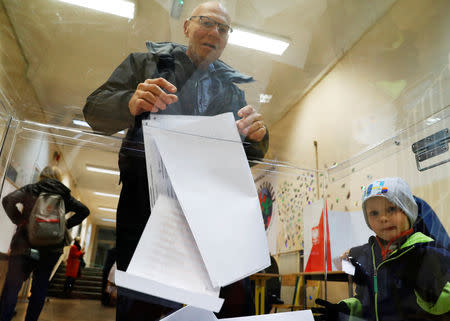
[0,116,326,313]
[0,113,448,319]
[0,116,325,313]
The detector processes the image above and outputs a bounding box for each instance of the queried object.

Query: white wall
[269,0,450,170]
[267,1,450,300]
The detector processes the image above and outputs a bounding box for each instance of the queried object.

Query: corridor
[15,298,115,321]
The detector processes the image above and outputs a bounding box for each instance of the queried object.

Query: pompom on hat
[362,177,418,228]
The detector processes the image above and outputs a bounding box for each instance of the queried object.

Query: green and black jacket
[343,232,449,321]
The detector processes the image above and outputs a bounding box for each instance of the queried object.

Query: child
[313,177,449,321]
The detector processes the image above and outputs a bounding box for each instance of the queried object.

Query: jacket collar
[36,178,71,195]
[400,232,434,249]
[145,41,254,84]
[370,231,433,248]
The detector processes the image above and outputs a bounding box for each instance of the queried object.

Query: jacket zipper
[371,245,379,321]
[371,244,414,321]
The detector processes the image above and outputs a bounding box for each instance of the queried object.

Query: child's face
[365,197,410,241]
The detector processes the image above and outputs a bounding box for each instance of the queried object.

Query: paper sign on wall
[303,200,331,272]
[328,211,375,270]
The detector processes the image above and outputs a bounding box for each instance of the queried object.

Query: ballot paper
[341,259,356,276]
[161,306,217,321]
[160,306,315,321]
[116,113,270,311]
[328,211,374,271]
[116,195,223,311]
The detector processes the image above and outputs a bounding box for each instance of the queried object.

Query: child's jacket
[343,232,449,321]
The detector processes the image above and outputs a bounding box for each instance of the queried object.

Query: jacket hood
[145,41,254,84]
[413,196,449,249]
[362,177,418,228]
[35,178,71,197]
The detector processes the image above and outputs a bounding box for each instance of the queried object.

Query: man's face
[366,197,410,241]
[184,4,230,67]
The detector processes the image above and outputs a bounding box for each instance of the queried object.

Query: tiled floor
[15,298,116,321]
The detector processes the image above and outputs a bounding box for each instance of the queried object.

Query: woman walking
[63,237,85,296]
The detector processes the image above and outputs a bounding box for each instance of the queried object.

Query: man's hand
[128,78,178,116]
[236,105,266,142]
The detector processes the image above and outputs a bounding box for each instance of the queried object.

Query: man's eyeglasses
[189,16,233,35]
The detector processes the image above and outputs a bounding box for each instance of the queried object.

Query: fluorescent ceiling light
[23,120,83,134]
[94,192,120,198]
[259,94,272,103]
[229,28,289,55]
[58,0,135,19]
[425,117,441,126]
[86,165,120,176]
[73,119,125,134]
[73,119,90,127]
[101,218,116,222]
[99,207,116,212]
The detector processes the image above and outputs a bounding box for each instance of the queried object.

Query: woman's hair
[38,166,63,182]
[74,236,81,243]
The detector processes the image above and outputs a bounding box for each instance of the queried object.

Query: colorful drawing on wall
[254,166,279,255]
[275,171,321,253]
[327,171,376,214]
[253,166,325,254]
[258,181,275,230]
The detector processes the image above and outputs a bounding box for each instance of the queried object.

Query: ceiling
[2,0,397,226]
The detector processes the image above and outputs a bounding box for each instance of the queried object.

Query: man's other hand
[128,78,178,116]
[236,105,266,142]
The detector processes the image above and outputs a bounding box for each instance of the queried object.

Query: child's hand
[333,249,351,271]
[311,299,350,321]
[340,249,350,261]
[347,257,370,285]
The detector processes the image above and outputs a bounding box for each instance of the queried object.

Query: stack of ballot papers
[115,113,271,312]
[160,306,314,321]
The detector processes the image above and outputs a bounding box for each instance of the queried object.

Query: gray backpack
[28,192,66,247]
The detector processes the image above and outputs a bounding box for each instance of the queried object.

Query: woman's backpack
[27,192,66,247]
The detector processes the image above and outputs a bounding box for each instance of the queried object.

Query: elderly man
[83,1,268,320]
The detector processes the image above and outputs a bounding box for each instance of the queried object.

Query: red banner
[305,208,332,272]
